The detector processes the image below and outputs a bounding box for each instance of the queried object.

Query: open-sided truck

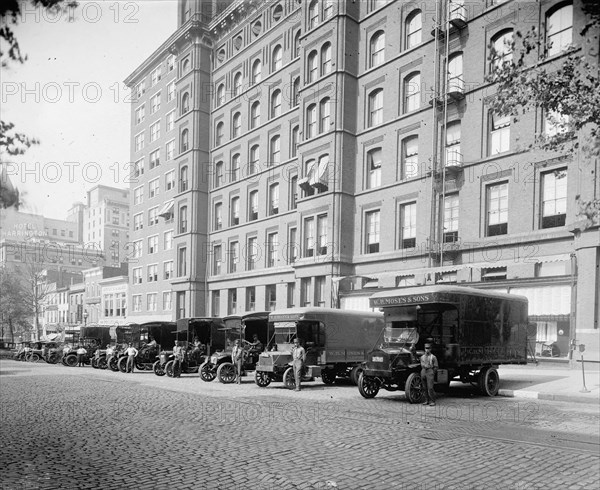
[115,321,177,372]
[206,311,271,384]
[64,326,112,367]
[254,308,385,389]
[358,285,528,402]
[157,317,225,378]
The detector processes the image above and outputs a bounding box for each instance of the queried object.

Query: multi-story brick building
[125,0,599,360]
[83,185,130,268]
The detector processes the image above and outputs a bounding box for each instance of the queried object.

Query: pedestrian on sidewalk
[172,341,184,378]
[125,343,138,373]
[76,345,87,367]
[420,343,438,406]
[291,338,306,392]
[231,339,244,384]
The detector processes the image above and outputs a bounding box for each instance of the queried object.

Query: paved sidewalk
[497,362,600,405]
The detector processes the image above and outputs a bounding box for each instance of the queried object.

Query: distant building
[98,275,129,328]
[82,264,129,326]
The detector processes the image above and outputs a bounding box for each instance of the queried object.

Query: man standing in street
[125,342,138,373]
[291,338,306,392]
[172,340,184,378]
[420,342,439,406]
[231,339,244,384]
[76,345,87,367]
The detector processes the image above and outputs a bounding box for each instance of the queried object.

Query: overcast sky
[2,0,177,219]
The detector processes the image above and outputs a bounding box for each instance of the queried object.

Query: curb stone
[498,388,600,405]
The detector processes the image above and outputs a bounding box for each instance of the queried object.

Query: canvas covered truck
[358,285,529,402]
[254,308,385,389]
[64,326,112,367]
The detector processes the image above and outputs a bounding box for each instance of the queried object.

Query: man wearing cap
[172,341,185,378]
[291,338,306,392]
[125,343,138,373]
[420,343,439,406]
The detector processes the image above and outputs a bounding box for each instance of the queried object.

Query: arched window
[294,31,302,58]
[272,45,283,71]
[546,3,573,56]
[273,4,284,22]
[271,89,282,118]
[215,122,224,146]
[232,112,242,138]
[405,10,422,49]
[180,166,188,192]
[309,0,319,29]
[403,72,421,113]
[182,58,190,73]
[231,154,240,182]
[270,135,281,165]
[291,125,299,158]
[306,104,317,138]
[216,84,225,106]
[308,50,318,82]
[490,29,514,71]
[321,42,332,75]
[181,92,190,114]
[292,77,300,107]
[179,205,188,233]
[214,161,224,188]
[323,0,334,19]
[180,129,189,153]
[368,88,383,127]
[370,31,385,68]
[447,53,464,94]
[251,59,262,84]
[250,101,261,128]
[249,145,260,174]
[319,97,330,133]
[233,72,242,97]
[401,136,419,179]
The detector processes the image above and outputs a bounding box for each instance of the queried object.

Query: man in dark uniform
[420,342,439,406]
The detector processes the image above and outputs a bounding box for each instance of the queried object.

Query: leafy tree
[0,266,34,342]
[486,1,599,225]
[0,0,77,210]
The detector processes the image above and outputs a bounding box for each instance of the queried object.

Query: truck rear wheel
[357,373,380,399]
[118,357,128,373]
[405,373,425,404]
[108,357,119,372]
[217,362,237,384]
[165,360,175,377]
[321,368,336,385]
[350,366,363,386]
[283,367,296,390]
[478,367,500,396]
[255,371,271,387]
[98,358,107,370]
[65,354,78,367]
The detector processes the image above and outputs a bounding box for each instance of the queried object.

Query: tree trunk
[8,317,14,343]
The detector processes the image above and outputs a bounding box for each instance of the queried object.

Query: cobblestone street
[1,360,599,490]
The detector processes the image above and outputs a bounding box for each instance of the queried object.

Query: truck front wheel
[357,373,380,399]
[283,367,296,390]
[478,367,500,396]
[405,373,425,404]
[321,368,336,385]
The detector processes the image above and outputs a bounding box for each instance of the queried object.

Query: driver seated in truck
[146,337,158,349]
[249,334,263,353]
[105,344,114,357]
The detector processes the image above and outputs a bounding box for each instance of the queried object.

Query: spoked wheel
[254,370,272,387]
[405,373,425,404]
[98,358,107,370]
[108,357,120,372]
[65,355,78,367]
[118,357,128,373]
[321,368,336,385]
[283,367,296,390]
[217,362,237,384]
[478,367,500,396]
[27,353,41,362]
[91,358,99,369]
[350,366,363,386]
[357,373,380,399]
[200,363,216,382]
[165,360,175,378]
[153,360,165,376]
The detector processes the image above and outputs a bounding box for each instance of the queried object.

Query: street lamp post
[83,310,88,326]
